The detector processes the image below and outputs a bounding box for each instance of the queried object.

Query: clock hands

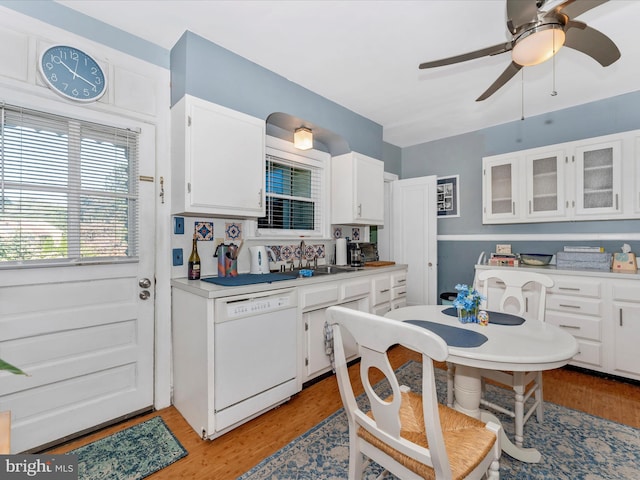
[52,55,97,88]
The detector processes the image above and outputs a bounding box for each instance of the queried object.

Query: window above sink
[251,135,331,240]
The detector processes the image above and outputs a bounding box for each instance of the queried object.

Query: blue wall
[402,91,640,297]
[170,31,385,160]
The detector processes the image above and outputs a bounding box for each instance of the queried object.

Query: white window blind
[0,104,139,266]
[258,153,322,234]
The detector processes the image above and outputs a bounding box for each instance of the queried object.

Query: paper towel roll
[336,238,347,266]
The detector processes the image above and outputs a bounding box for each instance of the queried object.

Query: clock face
[39,45,107,103]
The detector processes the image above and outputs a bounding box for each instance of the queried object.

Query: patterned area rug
[68,416,187,480]
[239,361,640,480]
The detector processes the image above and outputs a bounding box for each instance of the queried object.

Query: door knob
[139,290,150,300]
[139,278,151,288]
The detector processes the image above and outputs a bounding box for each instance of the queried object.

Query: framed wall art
[437,175,459,218]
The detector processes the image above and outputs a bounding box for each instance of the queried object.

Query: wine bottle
[188,234,201,280]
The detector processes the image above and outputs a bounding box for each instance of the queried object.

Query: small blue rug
[68,416,187,480]
[238,361,640,479]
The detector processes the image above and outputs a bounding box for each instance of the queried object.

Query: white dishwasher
[213,288,298,431]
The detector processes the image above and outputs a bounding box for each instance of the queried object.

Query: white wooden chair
[327,306,501,480]
[456,269,554,449]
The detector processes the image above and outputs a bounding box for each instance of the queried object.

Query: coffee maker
[347,242,363,267]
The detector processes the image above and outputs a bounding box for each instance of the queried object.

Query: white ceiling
[56,0,640,148]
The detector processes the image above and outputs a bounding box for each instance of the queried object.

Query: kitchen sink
[289,265,357,276]
[312,265,351,275]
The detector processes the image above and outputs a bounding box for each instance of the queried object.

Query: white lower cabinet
[545,277,604,369]
[390,271,408,310]
[300,276,371,384]
[612,282,640,378]
[371,274,392,315]
[476,265,640,381]
[171,266,409,440]
[300,268,407,384]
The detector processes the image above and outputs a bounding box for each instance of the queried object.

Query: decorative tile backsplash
[225,222,242,241]
[194,221,214,241]
[333,226,365,242]
[267,243,326,262]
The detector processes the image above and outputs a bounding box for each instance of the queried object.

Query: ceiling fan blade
[553,0,609,19]
[419,42,512,69]
[476,61,523,101]
[565,20,621,66]
[506,0,539,33]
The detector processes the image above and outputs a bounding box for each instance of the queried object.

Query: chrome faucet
[299,240,306,268]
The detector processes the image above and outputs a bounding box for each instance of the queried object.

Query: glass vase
[458,306,479,324]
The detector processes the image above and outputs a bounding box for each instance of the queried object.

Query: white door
[378,172,398,262]
[0,124,156,453]
[391,176,437,305]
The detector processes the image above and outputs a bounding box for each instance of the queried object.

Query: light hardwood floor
[48,346,640,479]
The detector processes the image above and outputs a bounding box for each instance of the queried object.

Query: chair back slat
[476,269,554,322]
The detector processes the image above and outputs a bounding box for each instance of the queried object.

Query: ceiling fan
[419,0,621,101]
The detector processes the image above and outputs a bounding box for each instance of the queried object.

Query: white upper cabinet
[574,139,622,217]
[331,152,384,225]
[172,95,266,217]
[483,154,521,222]
[483,130,638,224]
[526,149,565,219]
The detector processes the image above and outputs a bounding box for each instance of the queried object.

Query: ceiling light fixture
[293,127,313,150]
[512,23,565,67]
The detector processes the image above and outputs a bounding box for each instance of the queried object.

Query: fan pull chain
[521,68,525,121]
[551,28,558,96]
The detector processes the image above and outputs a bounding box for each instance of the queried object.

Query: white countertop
[476,263,640,280]
[171,264,408,299]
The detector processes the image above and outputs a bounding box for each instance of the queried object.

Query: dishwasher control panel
[215,288,298,322]
[226,295,291,317]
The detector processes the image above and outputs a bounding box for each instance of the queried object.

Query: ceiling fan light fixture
[512,23,566,66]
[294,127,313,150]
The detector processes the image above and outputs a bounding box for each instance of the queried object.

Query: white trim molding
[438,233,640,241]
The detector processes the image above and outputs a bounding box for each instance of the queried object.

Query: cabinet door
[188,99,265,217]
[574,140,622,217]
[331,152,384,225]
[354,153,384,224]
[483,156,520,223]
[612,304,640,377]
[525,150,565,220]
[304,302,359,381]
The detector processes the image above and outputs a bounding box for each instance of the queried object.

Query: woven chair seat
[359,391,497,480]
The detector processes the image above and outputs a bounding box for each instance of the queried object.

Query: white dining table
[385,304,579,463]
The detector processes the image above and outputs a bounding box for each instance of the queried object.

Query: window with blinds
[258,152,322,235]
[0,104,139,266]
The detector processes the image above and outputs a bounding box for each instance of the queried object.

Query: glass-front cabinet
[525,149,565,219]
[482,130,638,224]
[574,140,622,217]
[483,155,520,223]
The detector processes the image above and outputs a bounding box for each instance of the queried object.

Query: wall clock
[39,45,107,103]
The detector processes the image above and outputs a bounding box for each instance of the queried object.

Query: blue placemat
[441,307,525,325]
[201,273,297,286]
[405,320,488,348]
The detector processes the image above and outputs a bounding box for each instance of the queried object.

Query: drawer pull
[380,289,390,293]
[619,308,623,327]
[559,304,581,309]
[559,287,580,291]
[397,291,406,295]
[397,279,406,284]
[559,324,580,330]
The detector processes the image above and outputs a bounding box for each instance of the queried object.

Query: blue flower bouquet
[453,284,485,324]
